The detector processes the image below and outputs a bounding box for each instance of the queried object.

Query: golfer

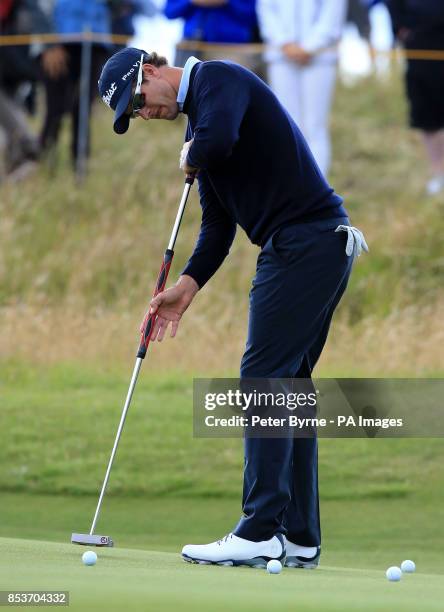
[98,48,368,568]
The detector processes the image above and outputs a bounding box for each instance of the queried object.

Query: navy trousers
[233,217,354,545]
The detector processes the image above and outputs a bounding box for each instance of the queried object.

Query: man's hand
[41,45,68,79]
[180,139,199,176]
[146,275,199,342]
[396,27,411,44]
[282,43,313,66]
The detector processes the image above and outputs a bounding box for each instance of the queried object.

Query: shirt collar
[177,56,201,112]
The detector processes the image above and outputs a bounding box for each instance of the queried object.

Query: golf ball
[82,551,97,566]
[401,560,416,573]
[386,566,402,582]
[267,559,282,574]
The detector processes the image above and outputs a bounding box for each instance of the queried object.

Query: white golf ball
[82,551,97,566]
[386,566,402,582]
[401,560,416,573]
[267,559,282,574]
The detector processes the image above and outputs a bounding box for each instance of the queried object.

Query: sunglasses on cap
[128,52,145,118]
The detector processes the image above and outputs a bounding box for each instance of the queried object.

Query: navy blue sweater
[182,61,347,288]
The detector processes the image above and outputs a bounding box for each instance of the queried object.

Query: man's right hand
[146,275,199,342]
[180,139,199,176]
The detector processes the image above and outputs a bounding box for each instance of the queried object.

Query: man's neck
[160,65,184,96]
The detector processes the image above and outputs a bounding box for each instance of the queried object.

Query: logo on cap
[102,82,117,107]
[122,61,141,82]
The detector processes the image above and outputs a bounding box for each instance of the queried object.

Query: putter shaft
[90,357,142,535]
[87,176,194,538]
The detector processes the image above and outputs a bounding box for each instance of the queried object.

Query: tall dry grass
[1,295,442,375]
[0,67,443,376]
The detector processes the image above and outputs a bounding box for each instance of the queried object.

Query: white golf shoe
[284,536,320,569]
[182,533,285,568]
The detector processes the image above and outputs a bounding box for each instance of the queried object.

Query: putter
[72,174,195,547]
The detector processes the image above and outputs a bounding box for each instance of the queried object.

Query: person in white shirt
[257,0,347,177]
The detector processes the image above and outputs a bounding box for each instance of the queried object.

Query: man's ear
[143,64,159,79]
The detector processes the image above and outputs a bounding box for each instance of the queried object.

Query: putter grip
[137,249,174,359]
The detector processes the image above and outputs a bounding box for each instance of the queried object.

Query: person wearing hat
[98,48,368,568]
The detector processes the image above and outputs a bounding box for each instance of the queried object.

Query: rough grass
[0,67,443,375]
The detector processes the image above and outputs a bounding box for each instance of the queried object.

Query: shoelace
[217,533,233,546]
[335,225,369,258]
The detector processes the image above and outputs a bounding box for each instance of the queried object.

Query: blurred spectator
[108,0,157,49]
[257,0,347,177]
[347,1,393,71]
[0,0,51,180]
[385,0,444,196]
[38,0,112,168]
[0,90,38,181]
[163,0,261,74]
[346,0,376,67]
[38,1,157,170]
[347,0,371,42]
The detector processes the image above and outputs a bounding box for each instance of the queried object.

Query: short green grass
[0,363,443,611]
[1,492,443,569]
[1,492,443,612]
[1,361,443,499]
[0,361,443,611]
[2,537,444,612]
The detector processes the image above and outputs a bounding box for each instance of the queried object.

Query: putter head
[71,533,114,547]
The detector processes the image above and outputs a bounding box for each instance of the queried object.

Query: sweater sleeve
[182,171,236,288]
[300,0,347,53]
[186,64,250,170]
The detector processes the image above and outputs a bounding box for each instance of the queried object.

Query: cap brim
[113,80,133,135]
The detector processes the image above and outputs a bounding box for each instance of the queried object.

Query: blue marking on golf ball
[82,551,97,566]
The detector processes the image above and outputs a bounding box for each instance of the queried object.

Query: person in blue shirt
[39,0,112,167]
[98,47,368,568]
[164,0,259,67]
[39,0,155,167]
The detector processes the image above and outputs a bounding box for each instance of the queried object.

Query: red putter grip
[137,249,174,359]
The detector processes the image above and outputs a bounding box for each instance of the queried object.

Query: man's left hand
[180,139,199,175]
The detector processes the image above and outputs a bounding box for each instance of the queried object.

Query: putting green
[1,536,442,612]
